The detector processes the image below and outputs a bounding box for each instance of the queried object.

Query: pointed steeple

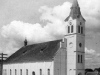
[65,0,85,21]
[72,0,79,8]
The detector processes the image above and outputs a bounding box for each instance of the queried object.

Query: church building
[3,0,86,75]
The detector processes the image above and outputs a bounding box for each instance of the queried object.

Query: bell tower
[65,0,86,75]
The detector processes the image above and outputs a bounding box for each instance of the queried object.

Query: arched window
[68,26,70,33]
[78,54,80,63]
[81,27,83,34]
[20,69,22,75]
[32,71,35,75]
[26,69,28,75]
[78,26,80,33]
[15,69,17,75]
[10,69,12,75]
[71,25,73,33]
[48,69,50,75]
[40,69,42,75]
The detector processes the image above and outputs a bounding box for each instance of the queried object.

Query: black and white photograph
[0,0,100,75]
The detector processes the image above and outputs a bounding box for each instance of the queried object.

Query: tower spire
[72,0,79,7]
[65,0,85,21]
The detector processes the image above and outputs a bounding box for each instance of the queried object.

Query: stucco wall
[3,61,54,75]
[54,39,67,75]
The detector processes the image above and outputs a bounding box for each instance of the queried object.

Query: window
[48,69,50,75]
[10,69,12,75]
[71,25,73,33]
[81,55,82,63]
[15,69,17,75]
[80,22,82,25]
[79,43,82,47]
[78,54,83,63]
[20,69,22,75]
[32,71,35,75]
[78,55,80,63]
[26,69,28,75]
[78,26,80,33]
[68,26,70,33]
[81,27,83,34]
[40,69,42,75]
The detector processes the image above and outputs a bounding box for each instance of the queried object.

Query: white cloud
[0,40,18,56]
[79,0,100,28]
[1,2,71,45]
[0,1,72,55]
[85,47,96,54]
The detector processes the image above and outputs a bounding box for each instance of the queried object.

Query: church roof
[65,0,85,21]
[4,40,61,64]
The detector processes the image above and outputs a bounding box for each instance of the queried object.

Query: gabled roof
[4,40,61,64]
[65,0,85,21]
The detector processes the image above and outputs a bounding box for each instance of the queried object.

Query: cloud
[85,47,100,68]
[0,1,72,56]
[79,0,100,28]
[85,47,96,61]
[0,40,18,57]
[85,47,96,54]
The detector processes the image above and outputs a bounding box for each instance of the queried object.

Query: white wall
[3,61,54,75]
[54,39,67,75]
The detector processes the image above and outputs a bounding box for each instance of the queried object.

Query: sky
[0,0,100,69]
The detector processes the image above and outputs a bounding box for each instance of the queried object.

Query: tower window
[40,69,42,75]
[78,26,80,33]
[79,43,82,47]
[71,25,73,33]
[81,27,83,34]
[68,26,70,33]
[78,54,80,63]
